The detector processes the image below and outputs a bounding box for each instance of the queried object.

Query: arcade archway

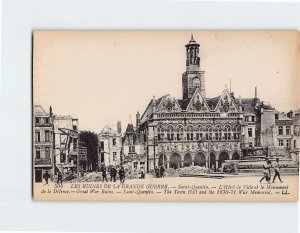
[232,152,240,160]
[218,151,229,168]
[183,153,192,167]
[169,153,181,169]
[194,152,206,167]
[158,154,167,167]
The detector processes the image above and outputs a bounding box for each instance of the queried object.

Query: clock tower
[182,35,206,100]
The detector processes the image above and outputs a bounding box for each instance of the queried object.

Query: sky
[33,31,299,133]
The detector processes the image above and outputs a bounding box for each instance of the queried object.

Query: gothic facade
[138,36,243,171]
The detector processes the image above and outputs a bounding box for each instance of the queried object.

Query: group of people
[43,170,63,186]
[260,157,283,184]
[155,166,165,178]
[101,165,126,183]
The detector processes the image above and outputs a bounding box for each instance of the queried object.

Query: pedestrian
[119,166,125,183]
[140,168,145,179]
[110,166,117,182]
[57,171,63,187]
[101,166,108,182]
[160,165,165,178]
[155,166,159,178]
[272,158,283,183]
[260,157,271,183]
[43,170,50,186]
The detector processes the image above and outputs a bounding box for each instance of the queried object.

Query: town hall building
[137,36,244,171]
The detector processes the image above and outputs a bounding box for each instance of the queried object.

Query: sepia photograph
[33,31,299,201]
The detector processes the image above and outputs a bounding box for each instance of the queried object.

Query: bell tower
[182,35,206,100]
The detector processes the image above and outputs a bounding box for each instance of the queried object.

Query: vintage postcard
[33,31,299,201]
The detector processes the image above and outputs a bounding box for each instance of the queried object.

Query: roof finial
[129,115,132,124]
[189,33,196,43]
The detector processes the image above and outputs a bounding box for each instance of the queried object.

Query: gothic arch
[218,151,229,168]
[158,153,167,167]
[232,151,240,160]
[169,153,181,169]
[183,153,192,167]
[194,152,206,167]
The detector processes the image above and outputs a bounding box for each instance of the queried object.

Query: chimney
[49,106,53,117]
[117,121,122,134]
[255,87,257,99]
[152,95,156,113]
[287,110,293,119]
[136,111,140,127]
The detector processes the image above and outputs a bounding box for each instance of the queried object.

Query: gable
[215,89,239,114]
[156,94,181,113]
[185,88,210,112]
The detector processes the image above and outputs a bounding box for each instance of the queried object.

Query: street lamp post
[153,136,157,169]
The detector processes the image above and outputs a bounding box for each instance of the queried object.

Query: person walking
[160,165,165,178]
[155,166,159,178]
[43,171,50,186]
[260,157,271,184]
[57,171,63,187]
[101,166,108,182]
[140,168,145,179]
[119,166,125,183]
[272,158,283,183]
[110,166,117,182]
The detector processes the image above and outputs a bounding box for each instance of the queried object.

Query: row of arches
[158,151,240,169]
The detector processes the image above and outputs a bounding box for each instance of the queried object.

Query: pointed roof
[180,98,191,111]
[185,88,210,112]
[125,123,134,134]
[100,125,118,136]
[34,105,48,116]
[215,89,239,113]
[156,94,181,112]
[206,96,221,111]
[187,34,199,45]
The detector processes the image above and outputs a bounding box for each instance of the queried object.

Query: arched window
[233,125,240,140]
[224,125,231,140]
[167,126,174,141]
[215,125,222,141]
[205,125,212,140]
[193,77,201,87]
[158,126,164,141]
[187,125,194,140]
[196,125,203,140]
[176,125,184,141]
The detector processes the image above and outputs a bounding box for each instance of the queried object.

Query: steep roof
[140,99,154,123]
[275,111,292,121]
[100,125,118,136]
[206,96,220,111]
[241,104,255,115]
[125,123,134,133]
[180,98,191,111]
[34,105,48,116]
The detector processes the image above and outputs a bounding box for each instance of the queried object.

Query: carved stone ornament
[164,98,175,112]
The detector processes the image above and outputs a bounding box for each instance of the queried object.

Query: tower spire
[182,35,206,99]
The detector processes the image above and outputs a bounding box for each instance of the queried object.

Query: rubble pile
[178,166,208,176]
[164,168,180,177]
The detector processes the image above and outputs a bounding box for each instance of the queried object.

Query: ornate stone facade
[138,36,243,171]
